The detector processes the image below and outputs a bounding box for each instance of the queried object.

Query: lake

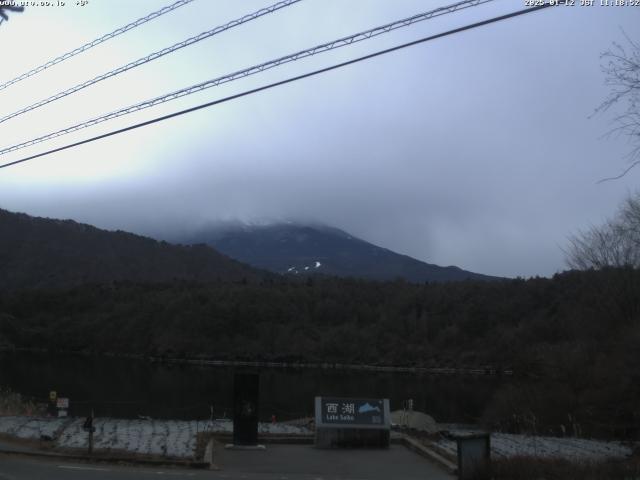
[0,351,502,423]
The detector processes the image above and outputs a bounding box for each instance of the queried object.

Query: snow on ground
[0,416,311,459]
[0,415,70,439]
[433,432,633,462]
[2,415,629,462]
[391,410,438,433]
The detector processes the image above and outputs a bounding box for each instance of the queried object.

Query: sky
[0,0,639,278]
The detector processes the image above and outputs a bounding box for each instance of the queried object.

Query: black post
[232,373,259,446]
[89,411,93,455]
[83,409,94,455]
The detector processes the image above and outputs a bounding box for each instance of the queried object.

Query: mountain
[0,209,259,289]
[176,223,500,282]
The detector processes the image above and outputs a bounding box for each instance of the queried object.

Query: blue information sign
[315,396,391,448]
[320,397,385,425]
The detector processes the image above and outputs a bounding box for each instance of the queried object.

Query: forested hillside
[1,268,638,438]
[0,209,260,289]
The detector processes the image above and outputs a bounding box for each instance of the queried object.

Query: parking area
[214,444,455,480]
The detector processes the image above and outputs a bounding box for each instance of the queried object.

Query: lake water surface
[1,352,503,423]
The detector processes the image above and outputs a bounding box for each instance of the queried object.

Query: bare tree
[596,34,640,182]
[0,5,24,26]
[566,192,640,269]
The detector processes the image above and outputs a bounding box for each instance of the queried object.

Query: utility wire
[0,0,495,156]
[0,0,303,125]
[0,2,557,170]
[0,0,196,92]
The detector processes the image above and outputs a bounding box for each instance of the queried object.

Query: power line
[0,3,557,170]
[0,0,195,92]
[0,0,303,125]
[0,0,495,156]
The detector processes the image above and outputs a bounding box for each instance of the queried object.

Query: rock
[390,410,439,433]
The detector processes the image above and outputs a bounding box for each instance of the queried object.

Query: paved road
[0,440,39,454]
[0,445,455,479]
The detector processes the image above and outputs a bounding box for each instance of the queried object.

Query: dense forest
[1,267,638,439]
[0,208,260,289]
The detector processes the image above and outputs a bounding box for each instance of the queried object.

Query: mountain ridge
[176,222,500,282]
[0,208,259,289]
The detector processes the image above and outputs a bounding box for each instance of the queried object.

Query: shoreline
[0,347,513,376]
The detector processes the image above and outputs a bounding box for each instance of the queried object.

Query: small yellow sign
[49,391,57,402]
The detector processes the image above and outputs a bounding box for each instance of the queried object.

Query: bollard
[204,438,215,468]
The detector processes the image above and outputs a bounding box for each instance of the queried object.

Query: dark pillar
[232,373,259,446]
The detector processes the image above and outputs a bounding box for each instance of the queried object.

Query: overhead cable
[0,0,495,155]
[0,0,195,92]
[0,3,558,170]
[0,0,303,125]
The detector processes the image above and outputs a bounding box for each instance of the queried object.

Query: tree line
[0,267,638,439]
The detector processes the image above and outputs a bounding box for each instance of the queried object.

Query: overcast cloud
[1,0,639,277]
